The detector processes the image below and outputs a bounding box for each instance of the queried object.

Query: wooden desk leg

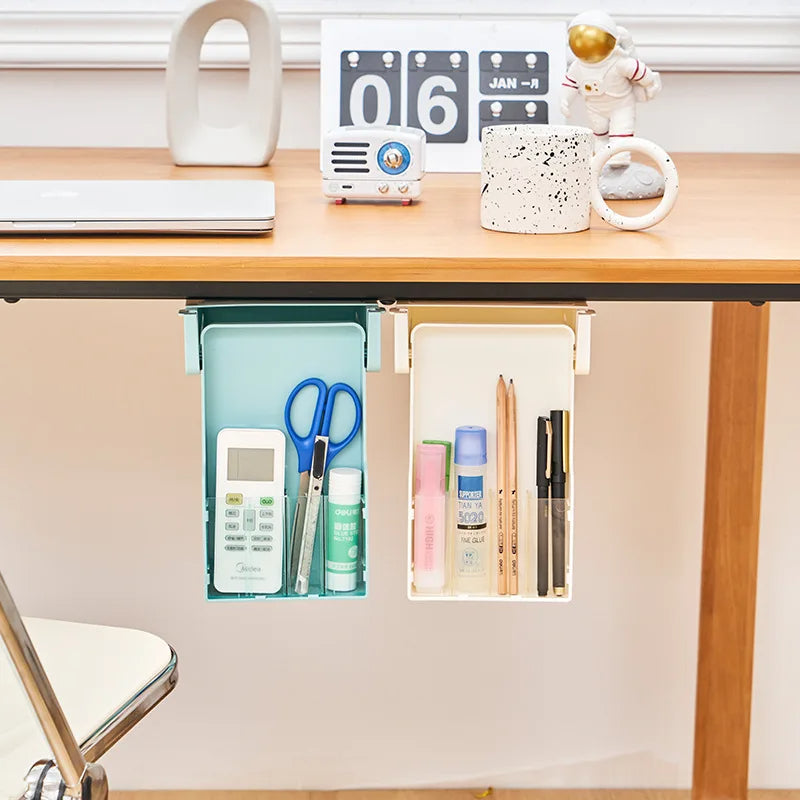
[693,301,770,800]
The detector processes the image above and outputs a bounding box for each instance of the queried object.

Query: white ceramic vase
[166,0,282,166]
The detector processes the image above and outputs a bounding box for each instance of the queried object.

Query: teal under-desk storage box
[183,303,382,601]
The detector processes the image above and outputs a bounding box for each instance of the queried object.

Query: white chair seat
[1,618,173,800]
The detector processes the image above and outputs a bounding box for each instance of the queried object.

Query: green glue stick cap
[422,439,452,491]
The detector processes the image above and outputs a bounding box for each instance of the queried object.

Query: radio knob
[377,183,389,194]
[398,183,409,194]
[383,147,404,170]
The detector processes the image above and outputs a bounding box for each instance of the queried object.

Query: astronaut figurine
[561,10,665,199]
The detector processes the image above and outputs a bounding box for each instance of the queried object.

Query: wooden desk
[1,148,796,800]
[0,149,797,300]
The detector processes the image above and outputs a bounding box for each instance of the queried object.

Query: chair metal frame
[0,568,178,800]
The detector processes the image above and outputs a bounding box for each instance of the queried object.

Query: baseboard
[0,8,797,72]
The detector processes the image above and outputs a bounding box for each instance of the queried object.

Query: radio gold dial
[383,148,404,169]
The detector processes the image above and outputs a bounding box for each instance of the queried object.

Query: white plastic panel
[392,303,593,375]
[393,308,410,374]
[575,309,593,375]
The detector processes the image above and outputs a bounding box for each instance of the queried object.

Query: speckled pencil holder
[481,125,593,234]
[480,124,679,233]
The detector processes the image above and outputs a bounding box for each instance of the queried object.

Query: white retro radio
[322,125,426,205]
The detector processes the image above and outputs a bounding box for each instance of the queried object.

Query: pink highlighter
[413,443,447,593]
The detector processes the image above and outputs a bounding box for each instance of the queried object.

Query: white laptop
[0,179,275,234]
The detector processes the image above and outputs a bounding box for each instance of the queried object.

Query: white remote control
[213,428,286,594]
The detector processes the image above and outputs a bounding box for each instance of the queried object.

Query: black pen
[550,410,567,597]
[536,416,551,597]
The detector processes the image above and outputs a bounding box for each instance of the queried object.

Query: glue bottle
[454,426,489,595]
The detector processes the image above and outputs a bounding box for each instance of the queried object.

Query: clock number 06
[416,75,459,136]
[348,73,461,137]
[348,74,394,126]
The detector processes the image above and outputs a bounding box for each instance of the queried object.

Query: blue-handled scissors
[284,377,362,475]
[284,378,362,594]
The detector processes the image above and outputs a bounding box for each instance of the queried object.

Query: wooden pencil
[496,374,507,595]
[508,379,519,595]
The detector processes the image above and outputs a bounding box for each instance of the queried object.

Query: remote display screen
[227,448,275,482]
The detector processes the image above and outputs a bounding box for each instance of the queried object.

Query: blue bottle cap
[454,426,487,466]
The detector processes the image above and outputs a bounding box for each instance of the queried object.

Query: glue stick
[454,426,489,594]
[325,467,362,592]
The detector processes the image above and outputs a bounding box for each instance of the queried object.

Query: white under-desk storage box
[394,303,593,602]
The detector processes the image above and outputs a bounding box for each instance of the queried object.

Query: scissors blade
[294,436,329,595]
[289,471,311,588]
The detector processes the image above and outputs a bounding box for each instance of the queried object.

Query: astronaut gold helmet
[568,10,618,64]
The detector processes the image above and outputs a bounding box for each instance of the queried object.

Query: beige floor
[112,792,800,800]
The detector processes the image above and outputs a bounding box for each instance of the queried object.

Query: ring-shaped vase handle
[591,137,679,231]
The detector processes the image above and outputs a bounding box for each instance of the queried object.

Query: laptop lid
[0,180,275,234]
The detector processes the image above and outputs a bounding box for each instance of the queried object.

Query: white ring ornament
[591,137,679,231]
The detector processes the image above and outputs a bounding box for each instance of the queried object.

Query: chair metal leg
[1,564,178,800]
[23,761,107,800]
[0,568,87,795]
[78,763,107,800]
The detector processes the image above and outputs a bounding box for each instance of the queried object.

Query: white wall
[0,61,798,791]
[0,69,797,152]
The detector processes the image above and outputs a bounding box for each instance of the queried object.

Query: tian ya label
[456,474,487,576]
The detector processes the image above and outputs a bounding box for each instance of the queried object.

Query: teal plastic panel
[185,302,378,601]
[182,310,201,375]
[366,307,382,373]
[185,303,381,373]
[202,324,365,500]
